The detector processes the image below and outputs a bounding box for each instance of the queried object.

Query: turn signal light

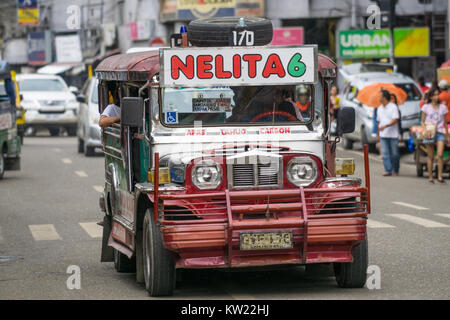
[148,167,171,185]
[335,158,355,176]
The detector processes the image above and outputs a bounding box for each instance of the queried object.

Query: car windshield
[393,83,422,101]
[161,85,314,126]
[19,78,67,92]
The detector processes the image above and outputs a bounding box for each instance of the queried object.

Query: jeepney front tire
[333,239,368,288]
[113,249,136,273]
[143,209,175,296]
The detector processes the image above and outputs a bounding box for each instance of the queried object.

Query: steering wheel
[250,110,297,123]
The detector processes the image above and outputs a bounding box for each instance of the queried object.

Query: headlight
[191,160,222,190]
[287,157,318,186]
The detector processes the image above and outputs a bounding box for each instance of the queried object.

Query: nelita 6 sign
[160,46,318,87]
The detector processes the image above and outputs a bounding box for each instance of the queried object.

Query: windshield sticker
[192,98,231,112]
[165,111,178,124]
[160,46,317,87]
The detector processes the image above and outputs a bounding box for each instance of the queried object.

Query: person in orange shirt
[295,85,311,120]
[438,80,450,123]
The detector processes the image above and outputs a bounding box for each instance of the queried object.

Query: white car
[16,74,79,136]
[76,77,101,156]
[338,69,422,151]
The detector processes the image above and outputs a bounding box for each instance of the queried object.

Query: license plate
[240,231,293,250]
[46,114,60,120]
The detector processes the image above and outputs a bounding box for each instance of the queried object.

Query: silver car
[339,71,422,151]
[76,77,101,156]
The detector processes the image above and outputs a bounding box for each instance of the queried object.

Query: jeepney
[96,18,371,296]
[0,61,21,179]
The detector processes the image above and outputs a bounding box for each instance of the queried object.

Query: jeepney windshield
[161,84,316,126]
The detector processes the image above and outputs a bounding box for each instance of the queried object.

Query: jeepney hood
[151,125,325,161]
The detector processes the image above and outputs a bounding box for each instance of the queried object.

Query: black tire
[188,17,273,47]
[0,152,5,180]
[334,239,368,288]
[84,146,95,157]
[143,209,175,296]
[49,128,59,137]
[342,137,354,150]
[113,248,136,273]
[78,138,84,153]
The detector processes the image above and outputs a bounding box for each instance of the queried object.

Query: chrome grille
[258,163,279,186]
[232,164,255,187]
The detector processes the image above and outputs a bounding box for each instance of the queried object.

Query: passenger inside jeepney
[99,86,121,128]
[294,84,312,120]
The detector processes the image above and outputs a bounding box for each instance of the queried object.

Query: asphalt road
[0,135,449,300]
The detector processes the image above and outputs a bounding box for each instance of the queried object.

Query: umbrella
[440,60,450,69]
[356,83,408,108]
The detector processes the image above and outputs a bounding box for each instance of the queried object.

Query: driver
[295,85,311,120]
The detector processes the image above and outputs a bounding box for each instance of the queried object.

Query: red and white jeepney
[96,17,371,296]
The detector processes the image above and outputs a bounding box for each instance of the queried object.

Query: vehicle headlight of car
[191,159,222,190]
[286,156,318,186]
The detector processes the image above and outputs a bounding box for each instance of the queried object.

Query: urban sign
[338,29,392,59]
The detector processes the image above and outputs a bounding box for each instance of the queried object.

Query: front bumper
[24,109,77,127]
[155,185,369,268]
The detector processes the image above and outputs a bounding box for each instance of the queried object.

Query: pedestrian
[418,76,430,94]
[329,84,340,121]
[377,89,400,176]
[437,80,450,125]
[421,87,449,183]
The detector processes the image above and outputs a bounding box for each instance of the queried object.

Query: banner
[160,46,317,87]
[271,28,304,46]
[28,31,51,66]
[17,0,39,26]
[394,27,430,57]
[160,0,263,22]
[55,35,82,63]
[177,0,235,20]
[338,29,392,59]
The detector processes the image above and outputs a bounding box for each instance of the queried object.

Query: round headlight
[287,157,318,186]
[191,160,222,190]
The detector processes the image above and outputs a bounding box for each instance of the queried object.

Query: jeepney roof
[95,50,159,81]
[94,49,336,82]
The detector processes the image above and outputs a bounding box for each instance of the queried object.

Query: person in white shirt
[377,89,400,176]
[99,90,121,128]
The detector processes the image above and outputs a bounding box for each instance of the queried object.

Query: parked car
[338,71,422,151]
[16,74,79,136]
[76,77,101,156]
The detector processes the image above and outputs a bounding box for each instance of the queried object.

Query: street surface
[0,134,449,299]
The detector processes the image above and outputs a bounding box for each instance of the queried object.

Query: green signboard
[338,29,392,59]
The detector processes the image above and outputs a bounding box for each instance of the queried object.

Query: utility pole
[376,0,398,65]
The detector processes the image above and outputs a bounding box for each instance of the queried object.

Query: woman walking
[421,87,449,183]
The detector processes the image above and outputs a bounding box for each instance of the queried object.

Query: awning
[37,62,79,75]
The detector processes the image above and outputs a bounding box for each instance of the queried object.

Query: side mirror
[337,107,355,135]
[69,86,79,94]
[121,97,143,127]
[76,94,86,103]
